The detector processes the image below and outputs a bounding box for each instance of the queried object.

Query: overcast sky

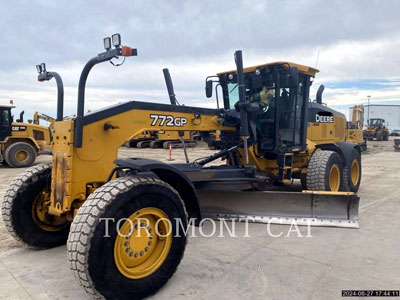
[1,0,400,121]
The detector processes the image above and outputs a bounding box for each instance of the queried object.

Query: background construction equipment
[346,105,367,151]
[363,118,389,141]
[0,102,51,167]
[394,139,400,151]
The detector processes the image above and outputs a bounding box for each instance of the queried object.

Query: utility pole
[367,95,371,125]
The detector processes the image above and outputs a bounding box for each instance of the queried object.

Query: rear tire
[306,150,343,191]
[5,142,36,168]
[67,176,188,300]
[1,164,69,248]
[342,149,362,192]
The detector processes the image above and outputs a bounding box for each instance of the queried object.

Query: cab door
[0,108,12,141]
[276,73,310,152]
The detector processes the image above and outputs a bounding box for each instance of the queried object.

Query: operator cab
[0,105,13,141]
[208,62,318,154]
[369,118,385,128]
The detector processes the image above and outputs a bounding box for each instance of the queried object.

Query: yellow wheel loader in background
[2,35,361,300]
[363,118,389,141]
[0,102,51,167]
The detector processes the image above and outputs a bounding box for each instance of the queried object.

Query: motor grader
[0,102,51,167]
[2,35,361,300]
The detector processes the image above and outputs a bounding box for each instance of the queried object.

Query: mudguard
[317,141,360,167]
[114,158,202,225]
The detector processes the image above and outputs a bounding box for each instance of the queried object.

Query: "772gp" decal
[150,114,188,127]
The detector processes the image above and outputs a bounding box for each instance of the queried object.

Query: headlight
[112,33,121,47]
[103,37,111,50]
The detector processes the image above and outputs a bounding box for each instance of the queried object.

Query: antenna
[315,49,320,68]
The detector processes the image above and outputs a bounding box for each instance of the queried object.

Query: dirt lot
[0,139,399,299]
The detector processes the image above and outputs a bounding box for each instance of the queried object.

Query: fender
[316,142,360,167]
[4,136,40,152]
[113,158,202,225]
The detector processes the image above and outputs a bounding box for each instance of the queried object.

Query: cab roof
[217,61,319,77]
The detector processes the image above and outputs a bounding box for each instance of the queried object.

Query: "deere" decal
[315,112,334,123]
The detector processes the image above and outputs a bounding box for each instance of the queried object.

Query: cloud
[1,0,400,119]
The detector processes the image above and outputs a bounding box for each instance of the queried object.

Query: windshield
[370,119,382,126]
[1,109,10,126]
[226,82,275,110]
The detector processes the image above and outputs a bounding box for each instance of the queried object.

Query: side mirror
[288,67,298,88]
[205,80,213,98]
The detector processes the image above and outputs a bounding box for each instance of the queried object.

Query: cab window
[227,83,239,108]
[1,109,10,126]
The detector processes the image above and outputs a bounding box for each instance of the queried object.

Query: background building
[350,104,400,131]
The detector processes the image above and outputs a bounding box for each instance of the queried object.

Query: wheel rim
[350,159,360,186]
[114,207,172,279]
[31,190,67,232]
[329,164,340,191]
[15,150,28,162]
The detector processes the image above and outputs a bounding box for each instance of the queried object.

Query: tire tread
[67,176,187,299]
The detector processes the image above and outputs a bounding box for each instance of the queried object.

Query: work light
[104,37,111,50]
[112,33,121,47]
[36,64,42,74]
[41,63,46,73]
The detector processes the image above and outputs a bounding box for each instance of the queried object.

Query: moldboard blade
[197,190,359,229]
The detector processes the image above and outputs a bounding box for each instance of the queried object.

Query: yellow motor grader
[0,102,51,167]
[2,35,361,300]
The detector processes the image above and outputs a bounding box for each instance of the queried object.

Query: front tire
[1,164,69,248]
[67,176,188,300]
[306,150,343,191]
